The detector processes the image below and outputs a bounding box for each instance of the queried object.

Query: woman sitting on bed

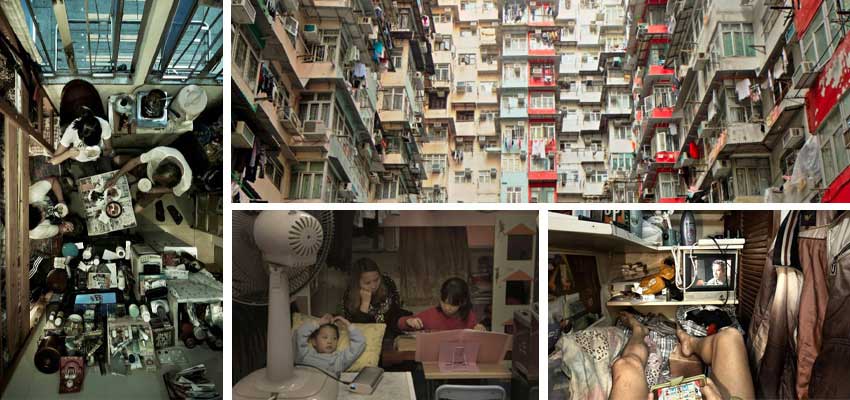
[398,277,486,332]
[341,258,408,336]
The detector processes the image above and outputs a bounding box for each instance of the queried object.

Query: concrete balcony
[580,118,601,131]
[560,89,579,101]
[478,60,499,73]
[558,179,584,194]
[529,170,558,181]
[606,72,630,86]
[529,45,557,57]
[559,62,579,75]
[425,108,451,120]
[561,116,580,132]
[431,78,452,89]
[528,106,557,116]
[580,61,600,72]
[480,6,499,21]
[459,7,478,22]
[721,122,769,154]
[579,90,603,104]
[583,181,605,196]
[502,45,528,57]
[501,105,528,119]
[478,121,497,135]
[454,121,476,136]
[380,109,408,123]
[434,22,453,35]
[604,102,631,115]
[570,148,606,163]
[503,6,528,25]
[477,89,499,104]
[578,33,600,47]
[502,76,529,89]
[529,13,556,26]
[529,73,557,88]
[479,28,498,46]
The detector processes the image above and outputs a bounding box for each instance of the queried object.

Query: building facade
[628,0,850,203]
[231,0,848,203]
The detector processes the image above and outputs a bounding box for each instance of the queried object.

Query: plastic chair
[435,384,506,400]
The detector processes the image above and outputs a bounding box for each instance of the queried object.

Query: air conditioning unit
[232,121,255,149]
[793,61,820,89]
[434,122,443,128]
[303,24,320,44]
[431,163,442,173]
[456,83,467,93]
[465,168,472,177]
[490,168,497,178]
[694,52,708,68]
[433,184,441,192]
[520,149,528,160]
[232,0,256,24]
[346,47,360,64]
[712,159,732,178]
[277,106,302,135]
[782,127,805,149]
[596,13,604,21]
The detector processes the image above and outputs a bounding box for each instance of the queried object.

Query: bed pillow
[292,313,386,372]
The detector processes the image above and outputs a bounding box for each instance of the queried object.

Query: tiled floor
[3,318,223,399]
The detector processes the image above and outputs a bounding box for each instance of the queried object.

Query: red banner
[805,31,850,132]
[795,0,824,39]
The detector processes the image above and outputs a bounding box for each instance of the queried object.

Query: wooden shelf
[607,299,739,307]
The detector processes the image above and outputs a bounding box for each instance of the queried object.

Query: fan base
[233,366,338,400]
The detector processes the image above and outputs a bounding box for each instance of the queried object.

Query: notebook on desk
[414,329,511,365]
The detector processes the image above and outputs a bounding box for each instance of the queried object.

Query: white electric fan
[233,210,337,400]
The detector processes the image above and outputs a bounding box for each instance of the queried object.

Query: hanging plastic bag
[784,133,822,201]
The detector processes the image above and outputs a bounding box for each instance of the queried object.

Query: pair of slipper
[155,200,183,225]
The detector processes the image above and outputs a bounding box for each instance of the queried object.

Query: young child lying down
[295,314,366,376]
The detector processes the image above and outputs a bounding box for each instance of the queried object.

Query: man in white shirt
[50,107,112,165]
[705,260,728,286]
[29,177,76,240]
[106,146,193,212]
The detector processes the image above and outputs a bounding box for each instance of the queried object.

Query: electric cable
[294,363,354,385]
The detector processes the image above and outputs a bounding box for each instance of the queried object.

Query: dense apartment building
[231,0,634,203]
[231,0,849,203]
[231,0,431,202]
[628,0,850,203]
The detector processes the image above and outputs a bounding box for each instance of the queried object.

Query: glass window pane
[723,32,734,57]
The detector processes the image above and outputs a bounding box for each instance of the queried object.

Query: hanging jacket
[809,213,850,398]
[748,211,804,400]
[795,220,830,399]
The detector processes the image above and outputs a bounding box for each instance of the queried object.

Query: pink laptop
[414,329,511,372]
[437,342,481,372]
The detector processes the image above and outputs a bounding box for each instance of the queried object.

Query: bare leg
[611,313,650,400]
[677,328,755,400]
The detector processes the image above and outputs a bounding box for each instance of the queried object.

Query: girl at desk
[398,277,487,332]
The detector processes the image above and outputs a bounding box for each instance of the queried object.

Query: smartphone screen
[654,379,705,400]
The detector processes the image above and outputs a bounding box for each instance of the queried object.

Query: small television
[682,251,737,302]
